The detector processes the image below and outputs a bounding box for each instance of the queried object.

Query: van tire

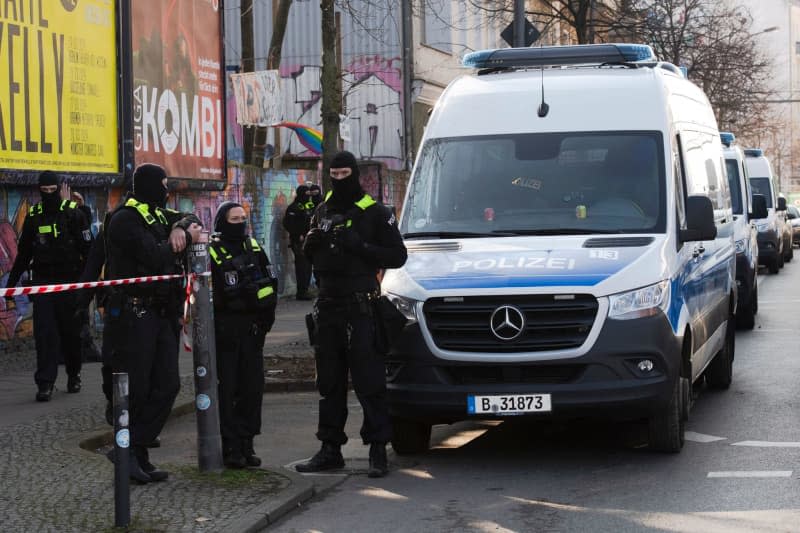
[787,245,794,262]
[769,257,780,274]
[778,250,785,269]
[648,375,685,453]
[390,417,432,455]
[706,313,735,390]
[736,286,756,330]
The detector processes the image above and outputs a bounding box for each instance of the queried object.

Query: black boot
[223,444,247,469]
[106,447,152,484]
[368,443,388,478]
[67,374,81,393]
[295,442,345,473]
[36,383,53,402]
[242,438,261,467]
[134,446,169,482]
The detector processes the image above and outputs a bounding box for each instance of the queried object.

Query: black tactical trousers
[108,304,180,448]
[292,243,312,296]
[313,296,391,446]
[32,292,82,386]
[215,314,267,449]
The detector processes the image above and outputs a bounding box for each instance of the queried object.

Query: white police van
[720,133,765,329]
[383,44,736,454]
[745,149,791,273]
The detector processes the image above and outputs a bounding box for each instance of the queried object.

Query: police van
[382,44,736,454]
[745,149,791,273]
[720,133,765,329]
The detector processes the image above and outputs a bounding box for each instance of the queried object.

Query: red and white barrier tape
[0,274,184,298]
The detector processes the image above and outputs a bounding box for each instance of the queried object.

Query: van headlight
[608,280,670,320]
[735,239,746,253]
[384,293,419,324]
[756,222,771,232]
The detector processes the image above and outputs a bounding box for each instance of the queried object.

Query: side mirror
[680,195,717,242]
[777,197,787,211]
[749,194,768,220]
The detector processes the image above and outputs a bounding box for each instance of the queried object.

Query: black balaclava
[132,163,168,208]
[214,201,247,242]
[328,151,362,207]
[38,171,61,212]
[309,184,322,206]
[295,184,309,205]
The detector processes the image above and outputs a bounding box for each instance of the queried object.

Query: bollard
[189,231,224,472]
[112,372,130,527]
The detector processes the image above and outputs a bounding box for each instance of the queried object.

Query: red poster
[131,0,224,180]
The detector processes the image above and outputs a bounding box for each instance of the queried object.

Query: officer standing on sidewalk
[4,171,92,401]
[210,202,278,469]
[295,151,407,478]
[104,163,201,483]
[282,184,314,300]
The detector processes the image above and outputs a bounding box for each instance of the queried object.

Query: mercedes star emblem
[490,305,525,341]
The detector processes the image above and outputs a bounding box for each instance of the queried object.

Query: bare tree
[321,0,342,189]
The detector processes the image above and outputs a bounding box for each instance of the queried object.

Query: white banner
[230,70,283,127]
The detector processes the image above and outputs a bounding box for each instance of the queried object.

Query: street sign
[501,19,540,48]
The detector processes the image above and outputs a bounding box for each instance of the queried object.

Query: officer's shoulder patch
[387,212,396,226]
[82,229,92,242]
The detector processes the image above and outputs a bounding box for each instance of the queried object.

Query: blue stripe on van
[416,274,608,290]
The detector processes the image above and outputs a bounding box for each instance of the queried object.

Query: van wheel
[706,313,735,389]
[648,375,685,453]
[769,257,780,274]
[390,417,432,455]
[753,283,759,315]
[736,287,756,330]
[778,250,785,269]
[787,245,794,262]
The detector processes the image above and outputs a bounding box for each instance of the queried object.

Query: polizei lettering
[133,84,223,159]
[0,1,65,154]
[452,257,577,272]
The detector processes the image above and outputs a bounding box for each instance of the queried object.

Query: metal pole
[189,231,224,472]
[112,372,130,528]
[513,0,525,47]
[401,0,415,171]
[119,0,135,186]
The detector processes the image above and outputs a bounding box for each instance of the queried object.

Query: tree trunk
[241,0,255,165]
[268,0,293,163]
[320,0,341,191]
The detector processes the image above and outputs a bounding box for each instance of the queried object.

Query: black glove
[3,295,13,302]
[338,228,365,254]
[303,228,325,255]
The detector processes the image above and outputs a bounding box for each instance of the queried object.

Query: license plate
[467,394,552,415]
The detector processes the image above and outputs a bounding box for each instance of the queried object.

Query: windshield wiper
[403,231,516,239]
[495,228,623,235]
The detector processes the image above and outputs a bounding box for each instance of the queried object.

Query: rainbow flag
[273,121,323,155]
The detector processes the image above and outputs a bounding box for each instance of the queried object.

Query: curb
[220,468,315,533]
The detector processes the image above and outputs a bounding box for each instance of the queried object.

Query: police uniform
[4,171,92,401]
[211,202,278,468]
[296,151,407,478]
[104,164,200,483]
[282,185,315,299]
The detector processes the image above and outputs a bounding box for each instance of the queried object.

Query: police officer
[309,183,322,207]
[104,163,201,483]
[282,184,315,300]
[4,171,92,401]
[295,151,407,478]
[210,202,278,468]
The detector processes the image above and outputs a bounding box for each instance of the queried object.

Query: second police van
[745,148,792,273]
[720,133,766,329]
[383,44,736,454]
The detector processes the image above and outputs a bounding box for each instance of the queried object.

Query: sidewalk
[0,296,320,532]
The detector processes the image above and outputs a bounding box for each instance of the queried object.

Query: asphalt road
[265,259,800,533]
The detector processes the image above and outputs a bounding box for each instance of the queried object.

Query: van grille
[423,295,598,353]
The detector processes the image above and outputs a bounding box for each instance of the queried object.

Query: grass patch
[171,464,284,489]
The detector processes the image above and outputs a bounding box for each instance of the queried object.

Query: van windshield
[749,177,773,208]
[724,159,743,214]
[401,132,666,236]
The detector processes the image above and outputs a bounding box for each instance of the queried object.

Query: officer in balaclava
[210,202,278,469]
[104,163,202,484]
[309,183,322,207]
[4,171,92,402]
[282,184,315,299]
[296,151,407,478]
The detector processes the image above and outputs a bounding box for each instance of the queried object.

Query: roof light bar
[462,44,657,69]
[720,132,735,147]
[744,149,764,157]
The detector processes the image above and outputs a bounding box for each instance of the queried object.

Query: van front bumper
[386,313,682,424]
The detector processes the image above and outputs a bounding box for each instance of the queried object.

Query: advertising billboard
[132,0,225,181]
[0,0,119,174]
